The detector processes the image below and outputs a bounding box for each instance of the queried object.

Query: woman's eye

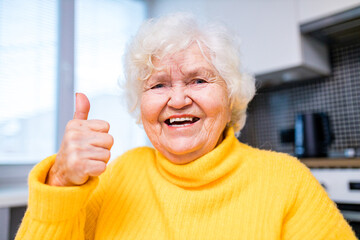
[194,79,207,84]
[151,83,165,89]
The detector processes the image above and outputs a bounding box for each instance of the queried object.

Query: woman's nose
[167,86,192,109]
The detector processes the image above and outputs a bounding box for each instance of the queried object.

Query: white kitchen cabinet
[299,0,360,24]
[148,0,330,84]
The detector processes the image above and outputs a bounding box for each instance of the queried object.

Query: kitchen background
[240,41,360,156]
[1,0,360,239]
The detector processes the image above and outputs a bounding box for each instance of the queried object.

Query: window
[0,0,57,164]
[0,0,148,165]
[75,0,148,158]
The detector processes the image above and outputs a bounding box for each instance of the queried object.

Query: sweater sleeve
[15,154,106,240]
[281,162,357,240]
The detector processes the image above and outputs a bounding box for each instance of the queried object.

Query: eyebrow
[181,66,216,78]
[151,66,216,78]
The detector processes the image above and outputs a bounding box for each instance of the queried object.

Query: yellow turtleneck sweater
[16,128,357,240]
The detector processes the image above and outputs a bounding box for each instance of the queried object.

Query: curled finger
[84,160,107,177]
[89,132,114,150]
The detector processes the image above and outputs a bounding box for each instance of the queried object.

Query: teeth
[172,123,191,127]
[169,117,193,124]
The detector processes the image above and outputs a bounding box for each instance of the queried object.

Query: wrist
[45,165,70,186]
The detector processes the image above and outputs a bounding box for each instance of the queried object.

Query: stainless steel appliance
[311,168,360,237]
[294,112,333,158]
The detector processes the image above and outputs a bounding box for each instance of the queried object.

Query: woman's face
[140,43,231,164]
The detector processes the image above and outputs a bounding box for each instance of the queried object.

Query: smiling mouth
[165,117,200,127]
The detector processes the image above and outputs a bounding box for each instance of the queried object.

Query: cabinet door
[221,0,302,75]
[299,0,360,24]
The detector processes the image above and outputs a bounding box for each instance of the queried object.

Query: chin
[165,152,199,165]
[167,142,201,155]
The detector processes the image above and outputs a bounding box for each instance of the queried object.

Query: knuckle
[97,148,110,161]
[78,161,87,174]
[104,150,111,160]
[63,141,79,155]
[79,163,90,178]
[100,120,110,132]
[67,156,80,170]
[83,164,92,176]
[66,128,84,142]
[65,130,77,141]
[108,134,114,147]
[68,152,85,169]
[85,161,106,176]
[98,162,106,173]
[105,121,110,130]
[98,160,106,168]
[66,145,82,158]
[66,119,80,130]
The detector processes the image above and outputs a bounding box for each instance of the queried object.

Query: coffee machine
[294,112,334,158]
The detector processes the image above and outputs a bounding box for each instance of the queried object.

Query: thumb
[74,93,90,120]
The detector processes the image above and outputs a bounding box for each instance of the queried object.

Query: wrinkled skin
[46,93,114,186]
[141,43,231,164]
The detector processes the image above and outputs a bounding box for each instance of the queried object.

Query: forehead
[152,43,216,75]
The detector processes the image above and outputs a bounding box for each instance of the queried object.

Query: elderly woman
[16,13,356,240]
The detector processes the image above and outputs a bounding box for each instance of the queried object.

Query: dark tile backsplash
[240,41,360,157]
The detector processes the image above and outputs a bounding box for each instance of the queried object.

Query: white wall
[298,0,360,24]
[147,0,301,76]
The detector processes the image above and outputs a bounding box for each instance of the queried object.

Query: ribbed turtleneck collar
[155,127,241,188]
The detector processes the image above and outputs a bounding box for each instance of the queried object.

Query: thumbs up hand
[46,93,114,186]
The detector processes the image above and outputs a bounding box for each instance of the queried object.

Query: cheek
[217,88,231,122]
[140,96,153,124]
[140,93,165,124]
[196,87,230,119]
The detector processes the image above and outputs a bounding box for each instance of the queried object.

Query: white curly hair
[123,13,256,134]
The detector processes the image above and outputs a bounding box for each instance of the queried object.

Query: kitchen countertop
[301,158,360,168]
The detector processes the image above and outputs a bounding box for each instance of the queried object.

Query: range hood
[300,6,360,44]
[256,6,360,87]
[255,35,330,87]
